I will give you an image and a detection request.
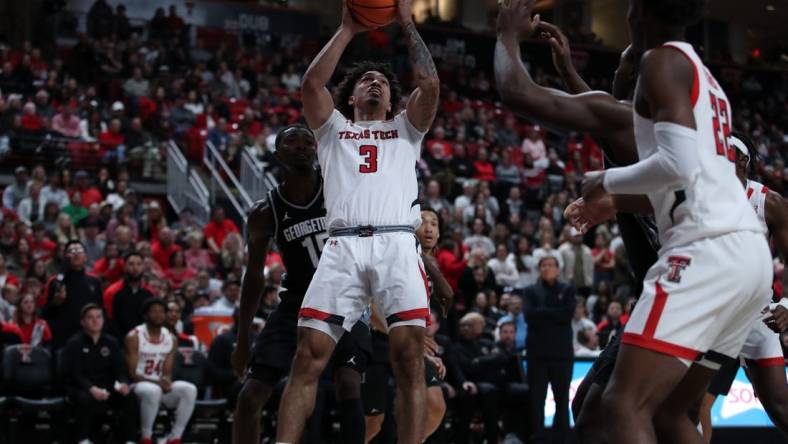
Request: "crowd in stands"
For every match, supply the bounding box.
[0,0,786,442]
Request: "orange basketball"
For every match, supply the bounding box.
[347,0,398,29]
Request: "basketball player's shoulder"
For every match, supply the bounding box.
[248,195,276,234]
[315,109,351,137]
[390,109,427,144]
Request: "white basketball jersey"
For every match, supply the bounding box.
[745,179,769,234]
[633,42,762,253]
[315,110,425,230]
[133,324,174,381]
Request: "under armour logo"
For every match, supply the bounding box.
[347,355,357,365]
[666,256,692,283]
[283,212,291,221]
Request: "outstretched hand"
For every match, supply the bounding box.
[497,0,541,42]
[342,1,374,34]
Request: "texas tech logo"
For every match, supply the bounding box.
[666,256,692,283]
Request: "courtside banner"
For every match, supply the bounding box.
[530,360,782,427]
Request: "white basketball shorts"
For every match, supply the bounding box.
[622,230,772,364]
[740,313,785,367]
[298,232,430,342]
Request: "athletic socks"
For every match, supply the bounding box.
[338,398,366,444]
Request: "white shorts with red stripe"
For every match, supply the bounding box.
[298,232,429,342]
[740,315,785,367]
[622,230,772,365]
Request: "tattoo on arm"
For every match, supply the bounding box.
[403,21,437,81]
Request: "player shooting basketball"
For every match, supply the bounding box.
[274,1,439,443]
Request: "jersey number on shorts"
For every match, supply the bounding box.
[709,92,733,162]
[143,359,162,376]
[359,145,378,173]
[302,232,330,268]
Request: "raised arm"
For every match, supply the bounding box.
[301,4,369,128]
[494,0,631,135]
[398,0,440,132]
[537,21,591,94]
[231,201,274,377]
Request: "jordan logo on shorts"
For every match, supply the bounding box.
[666,256,692,283]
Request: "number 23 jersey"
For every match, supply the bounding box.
[314,110,426,230]
[633,42,762,253]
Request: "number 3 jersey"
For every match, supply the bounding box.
[314,110,426,230]
[268,182,327,298]
[633,42,762,253]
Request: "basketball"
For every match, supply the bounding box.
[347,0,398,29]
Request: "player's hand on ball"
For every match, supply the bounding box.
[497,0,540,41]
[581,170,607,203]
[231,341,250,378]
[342,1,374,34]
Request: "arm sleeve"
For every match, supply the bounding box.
[314,109,345,145]
[603,122,700,194]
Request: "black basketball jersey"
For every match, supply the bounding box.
[268,181,327,297]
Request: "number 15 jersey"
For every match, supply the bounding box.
[633,42,762,253]
[314,110,426,230]
[268,182,327,296]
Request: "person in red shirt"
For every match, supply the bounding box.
[473,147,496,182]
[98,118,126,163]
[0,252,20,288]
[436,233,469,291]
[425,126,453,160]
[591,232,615,287]
[151,227,181,271]
[30,223,56,261]
[203,207,239,255]
[91,242,125,285]
[20,102,43,131]
[12,292,52,346]
[71,171,103,207]
[164,250,196,291]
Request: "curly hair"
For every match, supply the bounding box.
[642,0,706,26]
[336,61,401,121]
